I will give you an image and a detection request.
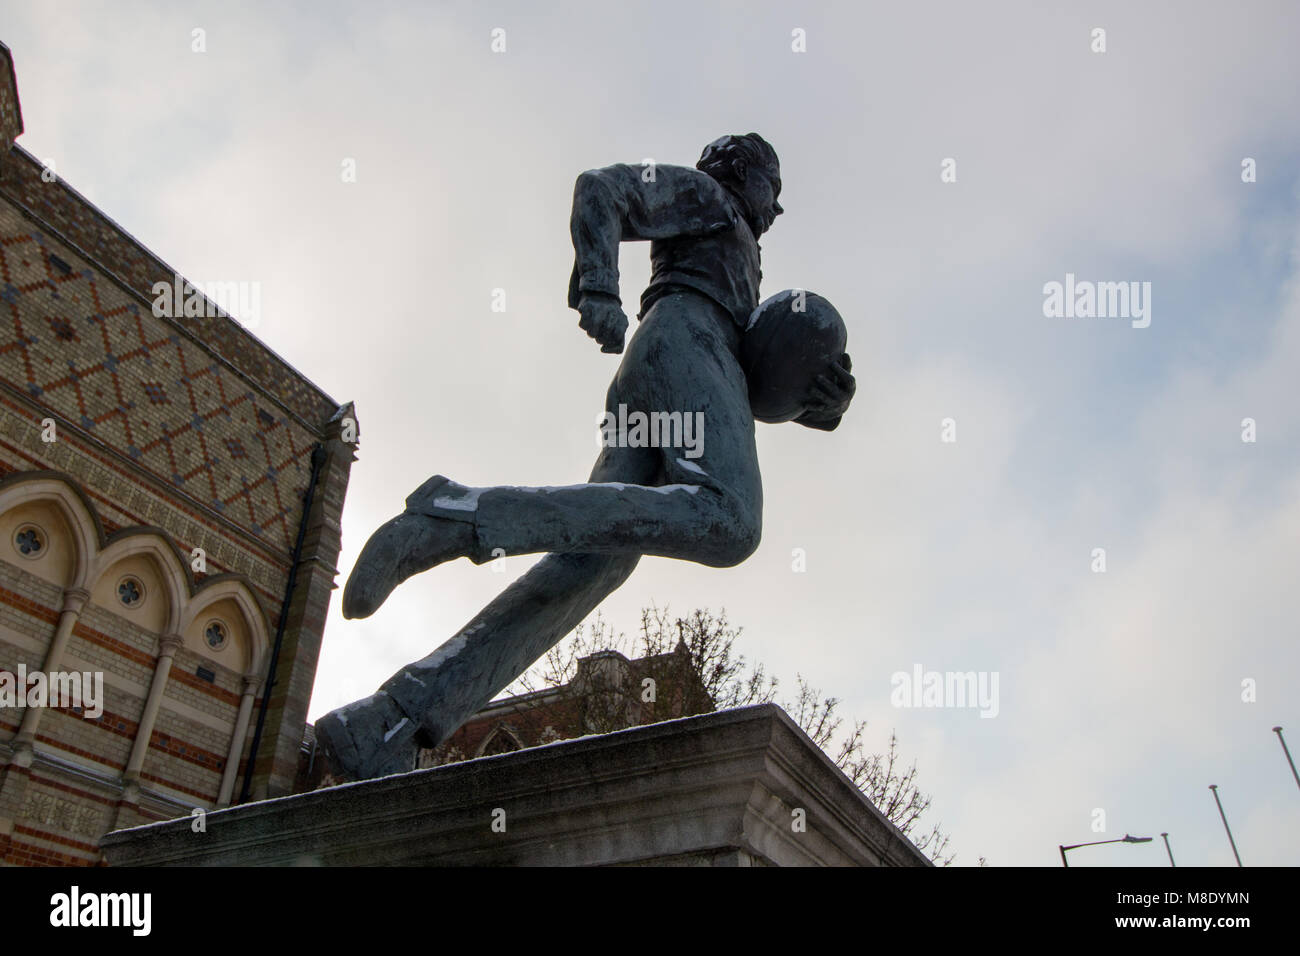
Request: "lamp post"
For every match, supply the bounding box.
[1058,834,1153,867]
[1273,727,1299,792]
[1208,785,1243,867]
[1160,832,1175,867]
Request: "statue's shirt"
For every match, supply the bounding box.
[568,163,761,328]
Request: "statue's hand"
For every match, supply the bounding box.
[796,353,855,431]
[577,292,629,354]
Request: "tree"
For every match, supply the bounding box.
[510,604,776,707]
[509,604,963,865]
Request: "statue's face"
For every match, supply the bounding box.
[732,160,783,236]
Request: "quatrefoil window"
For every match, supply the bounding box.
[116,576,144,608]
[204,620,228,651]
[13,524,46,559]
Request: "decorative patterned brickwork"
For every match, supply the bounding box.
[0,144,335,427]
[0,212,318,553]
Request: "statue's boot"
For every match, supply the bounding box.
[313,690,424,781]
[342,475,478,620]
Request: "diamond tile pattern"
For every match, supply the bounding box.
[0,211,312,551]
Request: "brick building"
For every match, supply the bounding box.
[0,41,356,865]
[298,643,713,789]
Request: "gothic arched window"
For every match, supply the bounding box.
[480,726,523,757]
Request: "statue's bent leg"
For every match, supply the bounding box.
[401,291,759,570]
[343,291,760,620]
[460,291,761,567]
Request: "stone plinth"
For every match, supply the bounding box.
[100,705,931,867]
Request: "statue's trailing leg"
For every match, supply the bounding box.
[316,550,639,780]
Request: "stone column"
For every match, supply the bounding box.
[216,674,260,806]
[11,586,90,766]
[120,634,183,799]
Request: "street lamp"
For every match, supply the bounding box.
[1058,834,1153,867]
[1208,785,1243,867]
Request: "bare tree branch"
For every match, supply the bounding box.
[507,604,963,864]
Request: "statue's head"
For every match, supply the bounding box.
[697,133,783,237]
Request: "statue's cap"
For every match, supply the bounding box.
[697,133,779,174]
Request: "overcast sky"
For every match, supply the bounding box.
[7,1,1298,866]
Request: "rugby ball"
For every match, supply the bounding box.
[740,289,848,423]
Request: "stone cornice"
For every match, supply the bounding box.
[100,705,932,867]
